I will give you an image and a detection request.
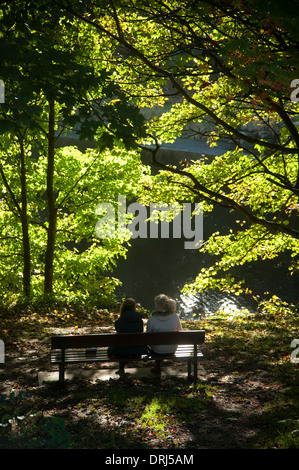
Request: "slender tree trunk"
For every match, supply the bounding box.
[44,99,57,294]
[19,136,31,297]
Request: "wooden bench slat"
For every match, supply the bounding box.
[51,345,203,364]
[51,330,205,349]
[51,350,148,363]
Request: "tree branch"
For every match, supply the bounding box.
[142,142,299,241]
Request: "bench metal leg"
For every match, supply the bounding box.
[59,363,65,383]
[187,359,192,380]
[59,349,65,383]
[193,345,198,383]
[193,359,198,383]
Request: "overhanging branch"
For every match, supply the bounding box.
[142,142,299,241]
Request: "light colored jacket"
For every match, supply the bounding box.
[146,312,182,354]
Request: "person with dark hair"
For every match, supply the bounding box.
[146,294,182,374]
[108,298,147,372]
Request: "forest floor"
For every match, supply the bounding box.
[0,301,298,451]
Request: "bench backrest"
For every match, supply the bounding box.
[51,330,205,349]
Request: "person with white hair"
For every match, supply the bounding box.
[146,294,182,374]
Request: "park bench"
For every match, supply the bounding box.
[51,330,205,383]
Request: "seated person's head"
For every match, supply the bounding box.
[154,295,177,314]
[120,297,136,314]
[154,293,169,311]
[166,298,176,313]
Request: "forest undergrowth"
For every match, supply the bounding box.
[0,295,298,449]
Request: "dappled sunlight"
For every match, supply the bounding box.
[0,300,298,448]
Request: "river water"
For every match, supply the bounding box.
[111,166,299,318]
[112,238,299,319]
[111,203,299,318]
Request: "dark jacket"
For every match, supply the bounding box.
[108,309,148,357]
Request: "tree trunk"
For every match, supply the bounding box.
[44,99,57,294]
[19,137,31,297]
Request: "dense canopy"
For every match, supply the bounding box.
[0,0,298,303]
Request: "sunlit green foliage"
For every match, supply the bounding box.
[0,141,148,302]
[1,0,299,303]
[0,1,148,301]
[72,0,299,297]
